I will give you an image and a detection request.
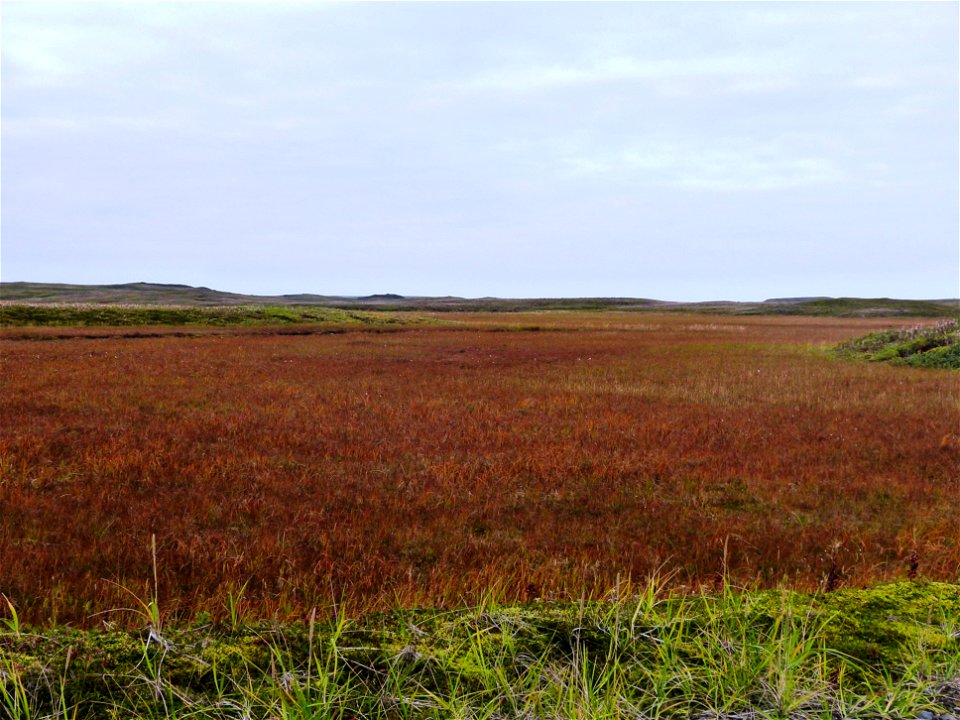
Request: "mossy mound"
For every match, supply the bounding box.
[835,319,960,368]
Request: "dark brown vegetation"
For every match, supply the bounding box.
[1,313,958,625]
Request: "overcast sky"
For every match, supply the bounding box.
[2,2,957,300]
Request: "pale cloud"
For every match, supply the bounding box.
[1,3,332,90]
[2,10,169,87]
[561,138,846,192]
[850,73,905,90]
[674,153,843,192]
[885,93,940,118]
[3,114,187,138]
[446,53,798,97]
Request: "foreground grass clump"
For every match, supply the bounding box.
[3,581,959,719]
[835,319,960,368]
[0,303,406,328]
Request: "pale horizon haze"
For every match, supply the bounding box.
[2,1,958,301]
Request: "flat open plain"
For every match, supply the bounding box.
[1,312,958,625]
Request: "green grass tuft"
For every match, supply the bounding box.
[3,581,958,719]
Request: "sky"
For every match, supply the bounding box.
[2,2,957,301]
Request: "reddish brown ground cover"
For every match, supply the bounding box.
[1,313,958,625]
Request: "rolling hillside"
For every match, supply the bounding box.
[2,281,957,317]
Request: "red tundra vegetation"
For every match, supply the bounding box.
[1,313,958,625]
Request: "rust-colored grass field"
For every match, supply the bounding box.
[1,312,958,625]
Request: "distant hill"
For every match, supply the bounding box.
[1,281,957,317]
[0,281,336,306]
